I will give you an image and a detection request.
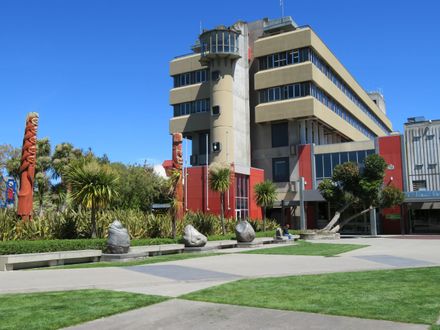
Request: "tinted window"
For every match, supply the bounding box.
[316,154,323,178]
[323,154,332,178]
[273,157,289,182]
[271,122,288,147]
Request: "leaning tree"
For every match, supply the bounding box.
[318,154,404,233]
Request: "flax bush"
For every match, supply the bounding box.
[0,209,277,241]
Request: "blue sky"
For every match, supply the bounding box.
[1,0,439,165]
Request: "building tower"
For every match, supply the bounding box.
[199,26,241,166]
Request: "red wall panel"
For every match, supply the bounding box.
[378,135,405,234]
[298,144,313,190]
[249,167,265,220]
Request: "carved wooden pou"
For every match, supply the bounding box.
[172,133,184,220]
[17,112,39,220]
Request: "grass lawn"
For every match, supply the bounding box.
[0,289,168,330]
[243,240,368,257]
[182,267,440,326]
[55,252,222,269]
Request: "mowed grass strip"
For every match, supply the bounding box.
[182,267,440,325]
[243,240,368,257]
[56,252,222,269]
[0,289,168,330]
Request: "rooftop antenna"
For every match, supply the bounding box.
[280,0,285,17]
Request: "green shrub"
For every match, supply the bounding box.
[184,212,221,236]
[0,238,179,255]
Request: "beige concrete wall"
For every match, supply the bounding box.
[311,67,386,137]
[169,83,210,105]
[210,58,235,165]
[169,54,207,76]
[253,27,392,131]
[169,112,210,134]
[314,140,375,154]
[309,30,392,130]
[254,62,313,90]
[255,97,368,141]
[254,28,312,57]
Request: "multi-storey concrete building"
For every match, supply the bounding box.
[168,17,395,224]
[404,117,440,233]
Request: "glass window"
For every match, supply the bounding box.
[259,90,267,103]
[199,133,209,155]
[259,57,267,70]
[412,180,427,191]
[357,150,366,165]
[271,122,288,147]
[348,151,357,163]
[316,154,323,178]
[331,153,340,170]
[340,152,348,164]
[323,154,332,178]
[272,157,289,182]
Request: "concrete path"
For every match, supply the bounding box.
[0,237,439,296]
[1,237,439,329]
[65,299,429,330]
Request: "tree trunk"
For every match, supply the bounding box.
[322,202,352,232]
[220,193,225,235]
[91,199,97,238]
[330,206,373,233]
[263,206,266,232]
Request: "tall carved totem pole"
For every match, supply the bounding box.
[17,112,39,220]
[172,133,184,220]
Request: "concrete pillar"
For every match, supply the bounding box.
[299,177,306,230]
[370,208,377,236]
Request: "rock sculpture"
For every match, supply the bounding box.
[106,220,130,254]
[183,225,207,247]
[235,220,256,243]
[17,112,39,220]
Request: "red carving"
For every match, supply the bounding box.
[172,133,184,220]
[17,113,39,220]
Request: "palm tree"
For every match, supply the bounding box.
[209,166,231,235]
[65,160,119,238]
[254,180,277,231]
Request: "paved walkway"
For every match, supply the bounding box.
[1,237,439,329]
[66,299,429,330]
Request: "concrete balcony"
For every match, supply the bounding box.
[169,112,210,134]
[169,83,210,105]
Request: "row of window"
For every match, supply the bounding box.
[173,99,210,117]
[310,84,376,139]
[315,150,375,179]
[259,48,310,70]
[201,31,239,56]
[309,49,390,135]
[259,82,311,103]
[258,81,376,139]
[257,47,390,135]
[173,69,208,88]
[413,134,436,142]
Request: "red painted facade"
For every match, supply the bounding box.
[249,167,265,219]
[298,145,313,190]
[378,135,406,234]
[184,165,264,220]
[297,136,406,234]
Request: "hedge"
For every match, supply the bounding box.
[0,238,178,255]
